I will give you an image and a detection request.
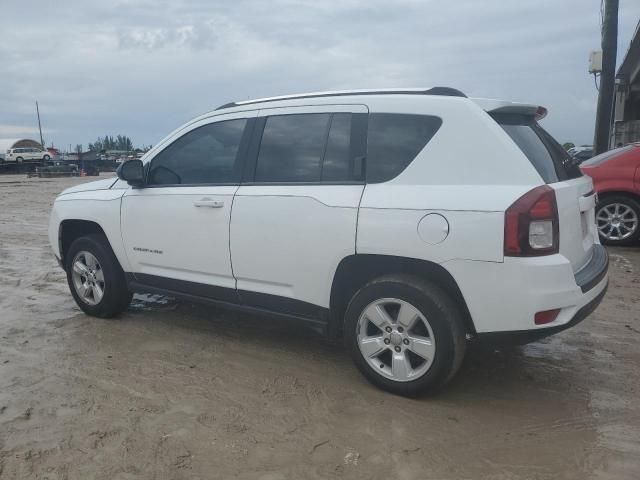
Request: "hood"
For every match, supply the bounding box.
[59,177,119,196]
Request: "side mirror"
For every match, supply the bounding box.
[117,159,144,187]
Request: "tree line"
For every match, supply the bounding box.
[87,135,134,152]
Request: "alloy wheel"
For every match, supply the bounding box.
[596,203,638,241]
[356,298,436,382]
[71,251,105,306]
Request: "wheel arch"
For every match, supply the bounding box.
[59,219,108,265]
[329,254,476,338]
[596,189,640,203]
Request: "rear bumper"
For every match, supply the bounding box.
[574,244,608,293]
[474,245,609,345]
[443,244,609,340]
[476,280,608,346]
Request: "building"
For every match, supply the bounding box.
[612,22,640,146]
[0,138,44,160]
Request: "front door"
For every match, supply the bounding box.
[121,111,256,301]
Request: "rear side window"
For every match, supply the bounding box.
[254,113,357,183]
[148,118,247,185]
[366,113,442,183]
[256,114,329,182]
[493,114,582,183]
[322,113,352,181]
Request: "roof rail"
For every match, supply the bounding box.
[215,86,466,110]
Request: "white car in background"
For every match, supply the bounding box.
[4,147,51,163]
[48,87,609,395]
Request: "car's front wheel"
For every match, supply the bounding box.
[344,274,466,396]
[596,195,640,246]
[65,234,132,317]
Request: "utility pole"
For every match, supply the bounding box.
[593,0,619,155]
[35,101,45,148]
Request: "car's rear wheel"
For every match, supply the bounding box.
[66,234,132,317]
[596,195,640,246]
[344,274,466,396]
[43,155,50,162]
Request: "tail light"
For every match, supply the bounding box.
[504,185,559,256]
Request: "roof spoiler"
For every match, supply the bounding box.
[486,104,548,120]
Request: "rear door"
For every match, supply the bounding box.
[494,114,596,272]
[230,104,367,314]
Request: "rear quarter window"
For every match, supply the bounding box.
[366,113,442,183]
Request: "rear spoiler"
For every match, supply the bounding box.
[471,98,548,120]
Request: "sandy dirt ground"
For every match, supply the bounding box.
[0,173,639,480]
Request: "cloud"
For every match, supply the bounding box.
[117,23,218,50]
[0,0,639,149]
[0,124,54,138]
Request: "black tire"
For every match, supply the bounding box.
[43,155,50,163]
[65,234,132,318]
[344,274,466,396]
[596,195,640,246]
[16,157,23,164]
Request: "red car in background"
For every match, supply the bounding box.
[581,144,640,246]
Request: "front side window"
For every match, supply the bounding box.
[148,119,247,185]
[366,113,442,183]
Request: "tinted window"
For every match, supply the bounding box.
[148,119,247,185]
[255,114,330,182]
[366,113,442,183]
[494,114,581,183]
[322,113,352,181]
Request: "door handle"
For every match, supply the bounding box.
[193,198,224,208]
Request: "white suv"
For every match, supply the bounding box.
[48,88,609,395]
[5,147,51,163]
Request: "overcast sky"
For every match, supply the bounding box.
[1,0,639,151]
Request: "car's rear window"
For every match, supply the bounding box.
[581,145,634,167]
[492,113,582,183]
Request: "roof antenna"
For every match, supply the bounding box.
[36,100,45,148]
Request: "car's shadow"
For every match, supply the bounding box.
[124,293,587,400]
